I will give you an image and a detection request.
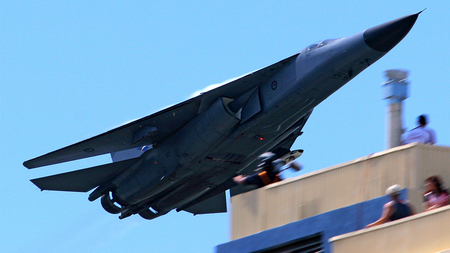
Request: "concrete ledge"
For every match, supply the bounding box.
[217,192,405,253]
[330,205,450,253]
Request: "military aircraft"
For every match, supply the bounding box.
[24,12,420,220]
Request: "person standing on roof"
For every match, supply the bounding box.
[402,114,437,145]
[365,184,415,228]
[233,152,301,188]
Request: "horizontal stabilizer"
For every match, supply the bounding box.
[31,157,140,192]
[180,178,237,214]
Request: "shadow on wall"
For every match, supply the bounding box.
[216,189,408,253]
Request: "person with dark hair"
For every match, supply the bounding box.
[233,152,301,188]
[402,114,437,145]
[423,176,450,211]
[366,184,415,228]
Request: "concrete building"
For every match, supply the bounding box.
[216,143,450,253]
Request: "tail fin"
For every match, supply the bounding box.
[31,157,140,192]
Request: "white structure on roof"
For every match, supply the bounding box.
[382,69,409,149]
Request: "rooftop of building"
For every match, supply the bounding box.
[217,143,450,253]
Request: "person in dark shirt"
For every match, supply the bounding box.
[366,184,415,228]
[233,152,301,188]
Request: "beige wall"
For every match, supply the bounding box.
[231,144,450,240]
[330,205,450,253]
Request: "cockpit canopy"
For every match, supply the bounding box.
[304,38,341,52]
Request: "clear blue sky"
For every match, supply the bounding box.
[1,1,449,253]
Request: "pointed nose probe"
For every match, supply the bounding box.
[364,12,420,52]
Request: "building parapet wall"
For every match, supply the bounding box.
[218,192,402,253]
[330,205,450,253]
[231,144,450,240]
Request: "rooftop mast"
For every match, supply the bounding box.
[382,69,409,149]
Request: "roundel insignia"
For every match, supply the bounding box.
[271,81,278,90]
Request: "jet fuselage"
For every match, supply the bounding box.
[26,13,420,220]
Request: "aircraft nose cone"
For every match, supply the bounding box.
[364,12,420,52]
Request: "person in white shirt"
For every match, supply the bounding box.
[403,115,437,145]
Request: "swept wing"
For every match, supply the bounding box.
[24,53,299,169]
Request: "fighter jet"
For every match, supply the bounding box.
[24,12,420,219]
